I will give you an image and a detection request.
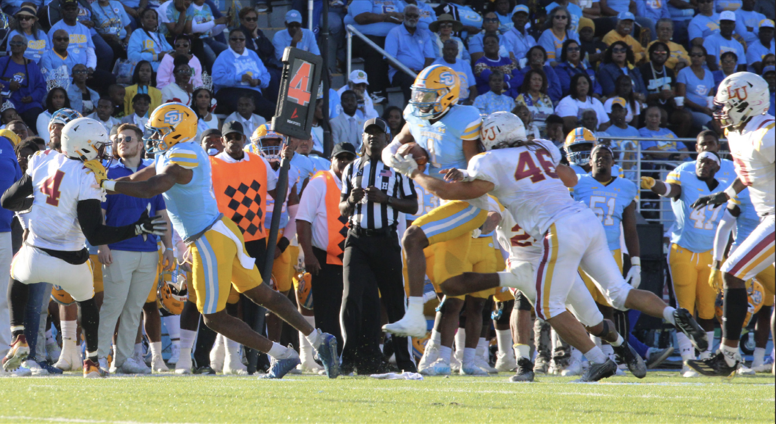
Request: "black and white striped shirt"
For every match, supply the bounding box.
[341,157,417,230]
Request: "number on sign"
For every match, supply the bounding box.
[41,170,65,206]
[514,150,558,183]
[288,61,312,106]
[510,223,535,247]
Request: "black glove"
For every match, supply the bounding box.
[690,192,729,210]
[134,204,167,241]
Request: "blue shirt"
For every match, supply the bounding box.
[49,20,94,55]
[734,9,765,45]
[103,161,166,251]
[212,48,270,95]
[555,61,602,98]
[472,56,520,97]
[345,0,404,37]
[688,13,720,41]
[67,84,100,115]
[605,124,641,140]
[546,2,583,33]
[496,11,513,33]
[127,29,173,71]
[405,0,437,30]
[272,28,321,61]
[639,127,680,151]
[606,0,631,13]
[571,175,638,251]
[537,29,579,63]
[730,188,759,249]
[703,33,746,67]
[384,25,435,80]
[745,39,775,71]
[0,57,46,114]
[6,29,48,63]
[468,32,511,58]
[715,0,741,12]
[431,57,475,99]
[502,28,536,62]
[187,2,217,38]
[473,91,515,115]
[0,136,21,232]
[668,0,695,20]
[40,50,85,80]
[92,1,131,39]
[677,67,716,108]
[637,0,671,24]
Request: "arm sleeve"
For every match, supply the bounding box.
[77,199,138,246]
[688,19,702,41]
[537,31,555,61]
[0,173,32,211]
[191,19,215,34]
[712,208,736,262]
[211,55,235,87]
[308,31,321,55]
[382,137,403,164]
[384,30,399,60]
[598,65,616,96]
[468,34,483,54]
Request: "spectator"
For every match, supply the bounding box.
[39,29,80,84]
[546,0,583,33]
[473,70,515,115]
[48,0,107,74]
[67,63,99,115]
[187,0,228,71]
[310,98,327,154]
[235,6,281,100]
[406,0,437,31]
[120,93,150,128]
[764,65,775,116]
[556,73,610,133]
[511,46,563,103]
[434,0,483,39]
[469,12,510,62]
[647,18,690,72]
[538,6,579,65]
[384,4,435,101]
[493,0,513,32]
[273,10,320,62]
[123,60,162,117]
[667,0,695,46]
[7,5,47,63]
[473,34,519,96]
[502,5,536,63]
[428,14,469,62]
[432,39,477,104]
[345,0,404,99]
[36,87,69,143]
[638,105,688,160]
[746,20,775,73]
[544,113,566,146]
[733,0,765,45]
[556,39,602,98]
[157,34,203,90]
[159,0,193,39]
[602,12,645,64]
[108,84,126,118]
[703,11,746,71]
[598,0,655,40]
[161,54,194,106]
[200,127,222,156]
[212,30,273,119]
[127,8,174,72]
[0,34,45,132]
[637,0,670,33]
[92,0,132,62]
[87,98,121,133]
[712,51,739,86]
[381,105,405,139]
[604,75,641,124]
[512,103,540,139]
[336,70,379,120]
[604,97,641,141]
[688,0,720,46]
[225,94,266,139]
[515,68,554,133]
[598,41,648,97]
[641,41,693,137]
[192,87,219,133]
[0,102,20,128]
[5,120,27,140]
[677,45,718,132]
[330,90,366,150]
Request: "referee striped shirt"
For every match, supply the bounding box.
[341,157,417,230]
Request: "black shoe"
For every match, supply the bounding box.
[193,365,216,375]
[572,359,617,383]
[686,351,738,377]
[613,342,647,378]
[509,358,535,382]
[673,308,708,352]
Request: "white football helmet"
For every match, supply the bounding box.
[61,117,110,161]
[480,112,526,150]
[713,72,770,128]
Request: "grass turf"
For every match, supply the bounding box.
[0,372,772,423]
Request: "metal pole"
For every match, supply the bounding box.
[308,0,314,31]
[636,143,641,214]
[346,25,417,79]
[346,29,352,81]
[321,0,333,157]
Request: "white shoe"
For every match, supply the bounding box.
[119,357,151,374]
[151,355,169,373]
[224,353,249,375]
[495,351,516,372]
[417,343,440,374]
[736,364,755,375]
[561,359,583,376]
[382,313,427,338]
[175,349,192,375]
[54,341,82,371]
[22,360,47,376]
[11,366,32,377]
[450,351,462,372]
[46,341,61,363]
[460,362,488,376]
[210,336,226,373]
[751,358,774,373]
[297,354,323,373]
[167,344,180,365]
[681,364,699,378]
[475,355,498,374]
[420,358,451,376]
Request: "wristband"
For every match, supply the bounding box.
[723,185,737,201]
[656,181,672,197]
[630,257,640,266]
[277,237,290,253]
[103,180,116,191]
[166,248,173,252]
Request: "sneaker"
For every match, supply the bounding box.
[46,341,61,363]
[645,347,674,369]
[2,335,29,372]
[298,354,323,374]
[420,358,451,376]
[495,351,517,372]
[417,342,440,374]
[175,349,192,375]
[382,313,427,338]
[613,342,647,378]
[38,360,63,375]
[687,351,738,377]
[193,366,216,375]
[264,349,301,379]
[509,358,535,382]
[151,355,169,373]
[22,359,47,376]
[315,332,340,379]
[561,358,583,376]
[119,356,151,374]
[11,366,32,377]
[210,337,225,373]
[83,359,107,378]
[572,359,617,383]
[752,357,774,373]
[736,364,755,375]
[534,356,550,374]
[475,355,498,374]
[224,353,249,375]
[672,308,709,352]
[681,363,700,378]
[460,362,488,376]
[167,344,180,365]
[449,353,462,373]
[54,340,82,371]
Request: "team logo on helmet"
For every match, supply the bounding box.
[163,110,183,126]
[439,71,455,86]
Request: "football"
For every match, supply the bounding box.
[397,142,429,171]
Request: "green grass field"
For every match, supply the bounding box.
[0,372,773,423]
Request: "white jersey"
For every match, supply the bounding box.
[469,138,584,240]
[727,114,775,216]
[25,150,103,251]
[495,208,543,264]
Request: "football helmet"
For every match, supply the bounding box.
[49,108,82,127]
[412,334,431,363]
[714,278,765,328]
[480,112,527,150]
[145,102,197,154]
[157,269,187,315]
[713,72,770,128]
[564,127,597,166]
[0,129,20,146]
[51,285,75,306]
[293,272,313,310]
[61,117,110,162]
[250,123,285,162]
[410,65,460,120]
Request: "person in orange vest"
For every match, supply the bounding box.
[297,143,357,361]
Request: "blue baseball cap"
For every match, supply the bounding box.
[617,11,635,21]
[285,10,302,24]
[512,5,529,14]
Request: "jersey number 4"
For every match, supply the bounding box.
[41,170,65,207]
[690,204,722,230]
[514,150,558,183]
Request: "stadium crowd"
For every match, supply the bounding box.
[0,0,773,380]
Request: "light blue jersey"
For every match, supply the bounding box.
[570,164,624,178]
[407,169,440,222]
[672,158,736,187]
[154,142,219,241]
[730,188,759,249]
[571,175,637,251]
[404,104,482,179]
[666,165,729,253]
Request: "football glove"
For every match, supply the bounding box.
[691,192,729,210]
[640,176,656,190]
[625,264,641,289]
[134,204,167,241]
[83,159,107,187]
[392,153,418,177]
[708,265,723,293]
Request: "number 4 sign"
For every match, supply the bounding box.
[272,47,323,140]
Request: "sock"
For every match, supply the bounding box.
[601,344,615,362]
[676,332,694,360]
[721,344,740,367]
[439,345,452,362]
[496,329,513,356]
[134,343,144,357]
[570,347,583,362]
[267,342,293,359]
[61,320,77,342]
[704,331,715,356]
[583,346,607,364]
[305,328,323,348]
[722,288,748,341]
[753,347,766,367]
[407,296,424,317]
[591,335,602,347]
[514,343,530,360]
[610,334,624,347]
[454,329,466,355]
[162,316,181,342]
[662,307,676,326]
[10,325,24,337]
[179,329,196,350]
[477,337,488,352]
[150,341,162,358]
[463,347,476,365]
[299,316,315,359]
[86,350,98,362]
[179,348,192,366]
[225,338,240,356]
[430,329,441,346]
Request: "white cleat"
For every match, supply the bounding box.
[11,366,32,377]
[736,364,755,375]
[223,353,249,375]
[167,344,180,366]
[54,340,82,371]
[22,360,48,376]
[210,336,225,373]
[297,354,323,374]
[495,352,517,372]
[117,357,151,374]
[450,352,462,373]
[475,356,498,374]
[420,358,451,376]
[417,342,440,374]
[151,355,169,373]
[46,341,61,363]
[751,359,774,373]
[382,313,427,338]
[175,349,193,375]
[561,359,583,376]
[681,364,699,378]
[460,363,488,376]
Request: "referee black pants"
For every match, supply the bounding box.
[311,247,345,354]
[340,230,415,373]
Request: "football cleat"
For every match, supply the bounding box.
[645,347,674,369]
[460,362,488,376]
[22,360,47,376]
[298,353,323,374]
[417,342,440,374]
[54,340,82,371]
[37,360,63,375]
[151,355,169,373]
[572,359,617,383]
[495,351,517,372]
[737,364,755,375]
[509,358,535,382]
[2,335,29,372]
[680,363,700,378]
[175,349,192,374]
[315,332,340,379]
[193,365,216,375]
[167,344,180,365]
[46,340,61,363]
[224,352,249,375]
[561,358,583,376]
[382,313,427,339]
[686,351,739,377]
[118,357,151,374]
[613,342,647,378]
[11,365,32,377]
[264,349,301,379]
[83,359,107,378]
[672,308,709,352]
[475,355,498,374]
[420,358,451,376]
[533,356,550,374]
[751,357,774,373]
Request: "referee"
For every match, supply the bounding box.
[339,118,418,374]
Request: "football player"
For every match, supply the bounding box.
[381,64,489,338]
[99,103,340,379]
[1,118,166,377]
[563,128,624,177]
[688,72,774,376]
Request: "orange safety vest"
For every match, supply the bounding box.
[210,152,268,242]
[313,170,348,265]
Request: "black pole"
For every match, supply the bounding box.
[320,0,332,157]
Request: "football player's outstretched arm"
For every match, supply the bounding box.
[382,122,415,166]
[690,177,746,210]
[557,164,578,188]
[641,176,681,199]
[0,173,32,211]
[411,169,494,201]
[116,164,158,182]
[78,200,167,246]
[110,164,193,198]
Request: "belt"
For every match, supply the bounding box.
[349,226,397,237]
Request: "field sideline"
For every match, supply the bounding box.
[0,372,772,423]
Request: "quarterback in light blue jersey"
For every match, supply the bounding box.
[100,103,340,379]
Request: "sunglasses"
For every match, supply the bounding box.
[118,136,135,144]
[612,47,627,53]
[9,42,25,47]
[405,13,419,18]
[73,69,88,74]
[440,23,453,27]
[17,15,34,21]
[554,15,568,20]
[175,43,190,48]
[54,37,69,41]
[230,37,246,42]
[243,16,258,21]
[175,68,192,74]
[567,47,580,52]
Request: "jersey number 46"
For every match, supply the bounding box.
[514,150,557,183]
